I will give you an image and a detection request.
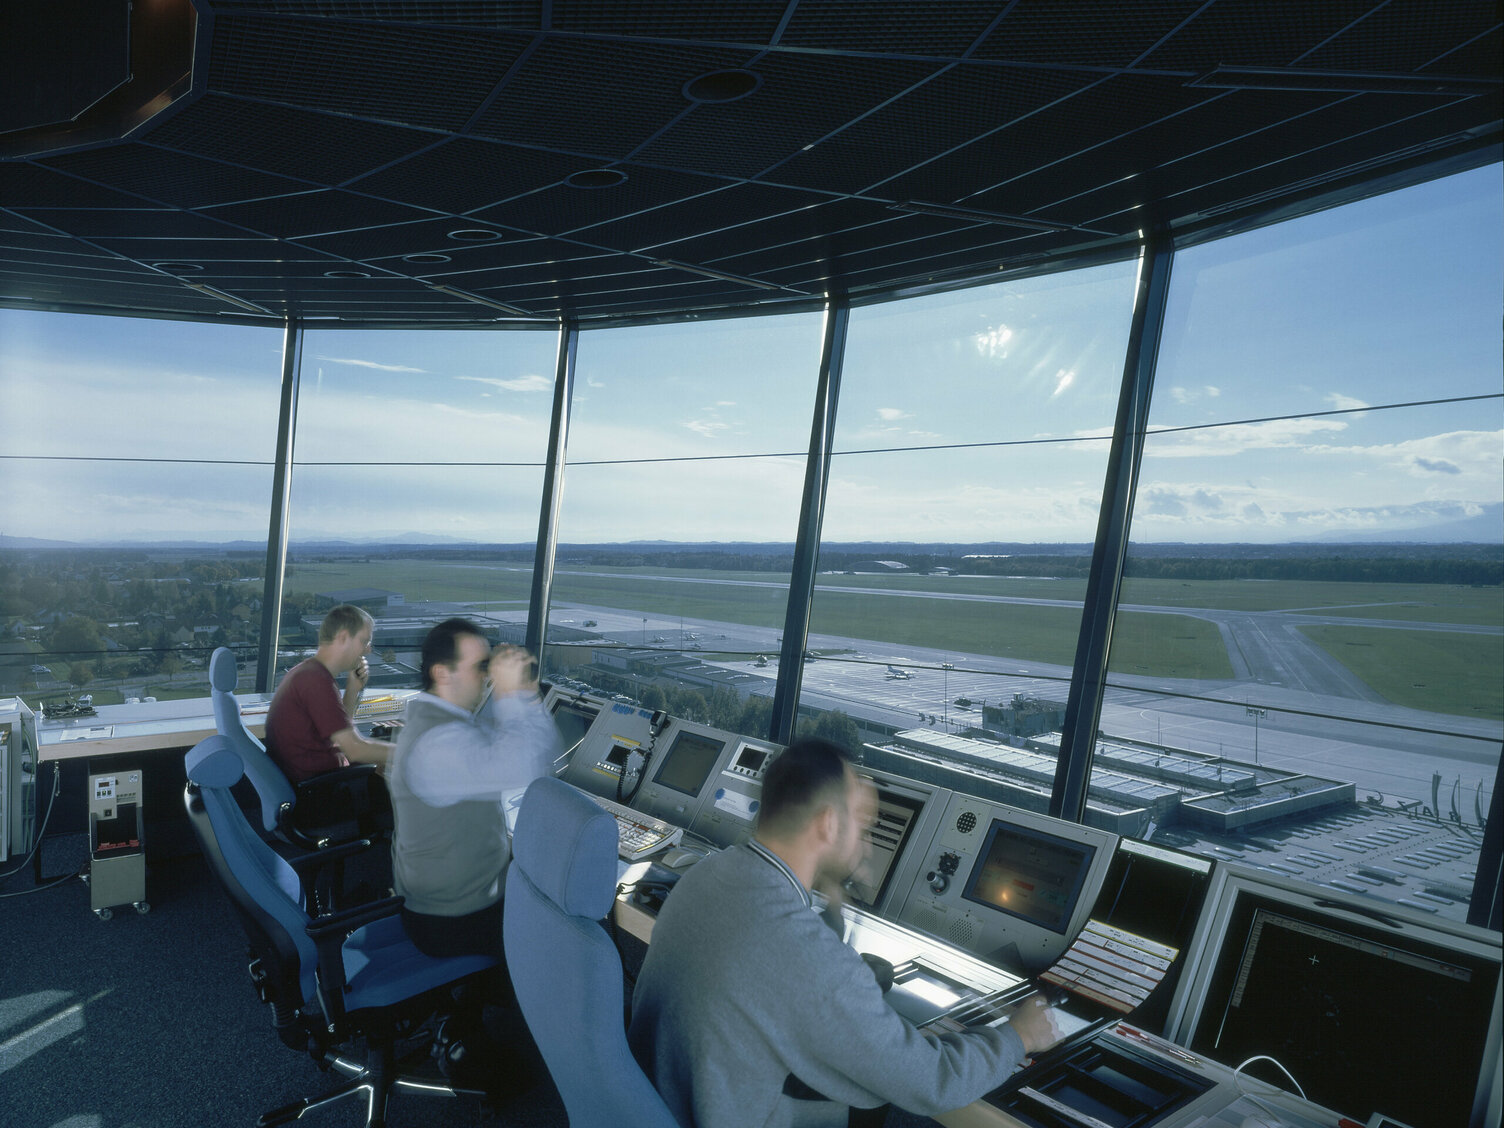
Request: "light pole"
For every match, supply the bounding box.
[1245,705,1266,765]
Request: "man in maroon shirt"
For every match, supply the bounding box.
[266,604,394,783]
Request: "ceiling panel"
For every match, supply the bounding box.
[0,2,1494,324]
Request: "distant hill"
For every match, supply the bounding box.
[1316,502,1503,545]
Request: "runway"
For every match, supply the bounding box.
[551,581,1499,812]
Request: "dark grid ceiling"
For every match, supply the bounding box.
[0,0,1499,326]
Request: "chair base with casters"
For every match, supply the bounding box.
[184,734,498,1128]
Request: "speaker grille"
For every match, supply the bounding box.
[956,811,977,834]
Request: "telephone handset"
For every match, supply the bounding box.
[617,709,669,804]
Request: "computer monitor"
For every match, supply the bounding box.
[846,770,949,914]
[628,717,736,826]
[853,770,953,917]
[961,817,1098,935]
[848,787,924,910]
[1167,865,1502,1128]
[653,728,725,796]
[893,794,1117,973]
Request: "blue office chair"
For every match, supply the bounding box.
[184,734,496,1128]
[504,776,680,1128]
[209,646,389,851]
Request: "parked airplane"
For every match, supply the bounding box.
[886,665,914,679]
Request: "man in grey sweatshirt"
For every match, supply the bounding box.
[629,737,1061,1128]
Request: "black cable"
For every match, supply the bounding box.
[0,761,80,894]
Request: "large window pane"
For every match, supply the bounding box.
[1100,166,1503,922]
[281,327,557,683]
[0,309,284,704]
[803,265,1138,751]
[546,314,823,736]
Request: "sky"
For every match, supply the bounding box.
[1,164,1500,547]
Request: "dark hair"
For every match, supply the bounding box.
[420,617,485,691]
[319,603,373,644]
[757,736,855,838]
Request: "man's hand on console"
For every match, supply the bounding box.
[1008,994,1066,1056]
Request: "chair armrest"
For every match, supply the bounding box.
[297,762,379,790]
[305,894,405,1025]
[284,837,375,877]
[305,894,404,940]
[280,766,386,848]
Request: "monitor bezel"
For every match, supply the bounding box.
[1163,862,1502,1127]
[650,723,731,797]
[959,814,1101,935]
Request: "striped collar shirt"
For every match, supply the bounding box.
[746,839,812,909]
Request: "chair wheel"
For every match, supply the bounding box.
[95,907,113,920]
[135,901,151,915]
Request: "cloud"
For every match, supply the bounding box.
[1412,456,1461,475]
[1051,369,1075,397]
[314,355,426,373]
[455,373,553,393]
[1169,384,1222,405]
[1147,415,1349,457]
[1139,485,1225,517]
[877,407,911,422]
[1325,392,1369,414]
[685,418,730,438]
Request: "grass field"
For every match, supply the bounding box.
[1299,624,1504,720]
[279,559,1500,716]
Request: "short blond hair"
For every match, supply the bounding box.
[319,604,373,644]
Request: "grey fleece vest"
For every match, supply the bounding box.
[388,696,509,917]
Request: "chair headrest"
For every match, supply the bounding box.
[185,735,247,789]
[512,777,618,920]
[210,647,239,694]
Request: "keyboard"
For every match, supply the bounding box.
[588,793,683,862]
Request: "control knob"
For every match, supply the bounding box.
[925,851,961,893]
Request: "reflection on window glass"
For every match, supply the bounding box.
[0,309,283,705]
[545,315,823,740]
[282,328,557,684]
[1100,167,1503,922]
[804,264,1137,752]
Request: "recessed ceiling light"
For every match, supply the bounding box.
[565,168,628,189]
[403,252,451,264]
[447,228,502,242]
[323,270,370,279]
[152,261,202,272]
[683,69,761,104]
